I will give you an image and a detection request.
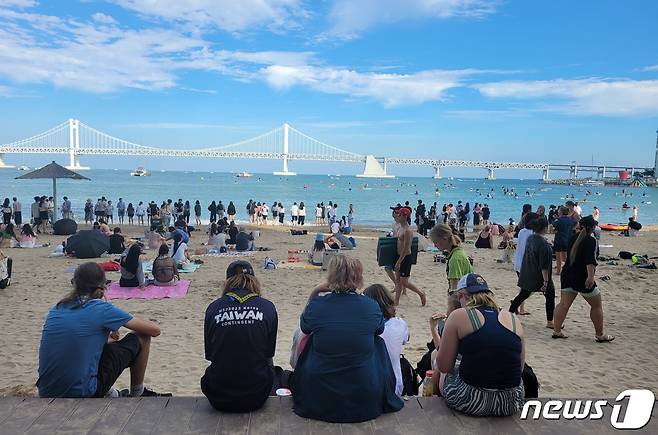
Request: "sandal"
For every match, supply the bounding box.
[600,276,611,281]
[552,332,568,339]
[595,334,615,343]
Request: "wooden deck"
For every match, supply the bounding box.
[0,396,654,434]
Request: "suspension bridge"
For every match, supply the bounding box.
[0,119,652,180]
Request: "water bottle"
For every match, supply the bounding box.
[422,370,434,397]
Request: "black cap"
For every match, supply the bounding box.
[580,215,598,228]
[226,260,255,279]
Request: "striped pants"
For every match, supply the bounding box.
[442,372,524,417]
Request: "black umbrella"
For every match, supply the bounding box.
[15,161,90,215]
[65,230,110,258]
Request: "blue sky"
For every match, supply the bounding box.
[0,0,657,177]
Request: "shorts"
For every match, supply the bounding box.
[561,286,600,299]
[398,256,413,278]
[94,333,141,397]
[442,371,524,417]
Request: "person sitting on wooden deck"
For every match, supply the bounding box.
[435,273,525,417]
[37,262,169,398]
[290,254,403,423]
[201,261,278,413]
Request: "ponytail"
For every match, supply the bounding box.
[430,223,461,247]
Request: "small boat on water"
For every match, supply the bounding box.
[17,165,30,171]
[236,171,253,178]
[130,167,151,176]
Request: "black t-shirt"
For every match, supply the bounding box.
[201,289,277,409]
[236,232,254,251]
[560,234,598,292]
[108,234,125,254]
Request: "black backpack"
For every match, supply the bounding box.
[400,355,418,396]
[522,363,540,398]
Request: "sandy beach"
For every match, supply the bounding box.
[0,223,657,398]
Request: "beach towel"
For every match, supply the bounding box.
[105,280,190,300]
[200,251,255,258]
[143,260,201,273]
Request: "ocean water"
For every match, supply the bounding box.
[1,169,656,226]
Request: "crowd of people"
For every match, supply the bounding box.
[20,188,621,422]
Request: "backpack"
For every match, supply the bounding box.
[522,363,540,398]
[400,354,418,396]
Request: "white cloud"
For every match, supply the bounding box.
[259,65,480,106]
[110,0,307,33]
[641,64,658,72]
[92,12,117,25]
[475,79,658,116]
[0,84,34,97]
[0,0,37,7]
[322,0,498,40]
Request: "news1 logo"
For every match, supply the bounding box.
[521,389,655,430]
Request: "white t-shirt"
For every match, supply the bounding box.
[208,233,227,248]
[331,222,340,234]
[170,242,188,264]
[381,317,409,397]
[514,228,533,273]
[291,205,299,216]
[298,207,306,217]
[316,207,322,218]
[279,206,285,214]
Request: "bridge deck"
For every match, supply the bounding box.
[0,396,648,434]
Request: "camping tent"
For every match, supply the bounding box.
[65,230,109,258]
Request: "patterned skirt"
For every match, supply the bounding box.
[442,372,525,417]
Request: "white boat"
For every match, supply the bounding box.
[17,165,30,171]
[130,167,151,176]
[236,171,253,178]
[584,179,604,186]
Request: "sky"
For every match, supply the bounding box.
[0,0,657,177]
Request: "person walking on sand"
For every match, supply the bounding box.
[392,207,426,306]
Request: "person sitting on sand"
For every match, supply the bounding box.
[435,273,525,417]
[291,254,403,422]
[236,228,255,252]
[151,244,179,286]
[227,221,238,245]
[552,216,614,343]
[147,225,165,250]
[166,225,189,244]
[19,223,41,248]
[207,222,227,250]
[120,244,145,288]
[309,234,326,266]
[109,227,126,255]
[98,219,112,237]
[363,284,409,397]
[474,225,493,249]
[0,223,19,248]
[201,261,278,412]
[0,249,12,288]
[169,233,191,266]
[37,262,169,398]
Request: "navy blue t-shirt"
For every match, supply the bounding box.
[201,289,277,410]
[38,299,132,398]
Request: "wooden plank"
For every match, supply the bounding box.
[1,398,51,434]
[0,397,25,424]
[186,397,222,435]
[338,420,373,435]
[150,397,197,435]
[24,398,79,434]
[218,411,251,435]
[119,397,168,435]
[278,397,309,435]
[370,409,401,435]
[57,398,112,434]
[88,398,141,435]
[248,397,280,435]
[394,398,433,435]
[416,397,463,433]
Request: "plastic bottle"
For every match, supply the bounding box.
[422,370,434,397]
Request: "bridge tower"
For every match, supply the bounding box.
[542,167,550,181]
[66,119,89,170]
[486,168,496,180]
[273,123,296,176]
[433,166,441,179]
[357,155,394,178]
[654,130,658,178]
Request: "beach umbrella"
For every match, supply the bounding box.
[65,230,109,258]
[15,161,90,215]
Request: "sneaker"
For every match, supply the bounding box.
[140,387,172,397]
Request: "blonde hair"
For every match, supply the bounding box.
[222,274,262,296]
[459,290,499,311]
[429,223,461,247]
[326,254,363,292]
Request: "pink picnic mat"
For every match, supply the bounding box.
[105,280,190,300]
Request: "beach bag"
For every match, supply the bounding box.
[522,363,540,398]
[400,355,418,396]
[98,261,120,272]
[619,251,634,260]
[264,257,276,270]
